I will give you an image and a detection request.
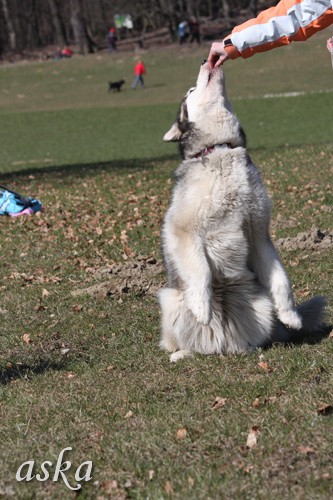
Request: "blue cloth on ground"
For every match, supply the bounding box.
[0,186,42,215]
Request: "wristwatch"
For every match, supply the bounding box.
[222,37,240,59]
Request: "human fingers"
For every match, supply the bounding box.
[208,49,219,69]
[213,53,230,67]
[208,42,225,68]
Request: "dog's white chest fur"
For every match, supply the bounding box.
[167,148,248,231]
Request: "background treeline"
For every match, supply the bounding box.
[0,0,275,56]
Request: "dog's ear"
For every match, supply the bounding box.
[163,123,182,142]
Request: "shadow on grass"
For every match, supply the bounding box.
[0,155,178,181]
[285,324,332,347]
[268,324,332,351]
[0,340,88,385]
[1,323,330,386]
[0,360,72,385]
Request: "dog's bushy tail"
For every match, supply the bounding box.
[272,296,326,344]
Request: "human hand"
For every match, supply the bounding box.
[208,42,230,68]
[327,37,333,53]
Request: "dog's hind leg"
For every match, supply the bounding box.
[158,288,198,361]
[250,236,302,330]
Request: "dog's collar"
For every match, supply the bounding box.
[192,143,232,159]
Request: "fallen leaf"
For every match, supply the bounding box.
[252,397,260,408]
[124,410,134,419]
[164,480,173,496]
[148,470,155,480]
[246,426,260,449]
[232,459,244,470]
[258,361,274,372]
[298,445,316,455]
[264,396,278,404]
[176,428,187,439]
[188,476,195,486]
[34,302,46,312]
[328,330,333,338]
[22,333,32,344]
[299,287,311,297]
[212,397,227,409]
[102,480,118,494]
[317,403,333,416]
[72,304,83,312]
[42,288,49,298]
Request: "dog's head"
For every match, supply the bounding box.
[163,61,245,159]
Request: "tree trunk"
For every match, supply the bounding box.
[69,0,89,54]
[249,0,258,17]
[186,0,194,17]
[221,0,230,20]
[1,0,17,51]
[98,0,108,27]
[48,0,66,46]
[207,0,213,18]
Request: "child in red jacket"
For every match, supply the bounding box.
[132,58,146,89]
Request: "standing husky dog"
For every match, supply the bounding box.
[159,60,325,362]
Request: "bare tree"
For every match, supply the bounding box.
[0,0,275,55]
[248,0,258,17]
[69,0,89,54]
[221,0,230,20]
[1,0,17,50]
[48,0,66,46]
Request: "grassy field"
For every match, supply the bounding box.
[0,28,332,499]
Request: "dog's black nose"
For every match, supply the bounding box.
[201,59,207,65]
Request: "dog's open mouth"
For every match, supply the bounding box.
[201,60,213,86]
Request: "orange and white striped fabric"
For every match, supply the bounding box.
[223,0,333,59]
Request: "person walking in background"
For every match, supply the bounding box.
[189,17,201,44]
[131,58,146,89]
[208,0,333,67]
[178,21,188,45]
[108,27,117,52]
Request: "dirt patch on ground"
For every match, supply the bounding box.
[276,227,333,251]
[71,228,332,300]
[71,256,165,299]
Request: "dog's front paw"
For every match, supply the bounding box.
[186,287,212,325]
[170,350,193,363]
[278,309,302,330]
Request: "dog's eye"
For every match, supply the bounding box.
[188,87,196,95]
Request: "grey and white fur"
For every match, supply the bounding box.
[159,61,325,362]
